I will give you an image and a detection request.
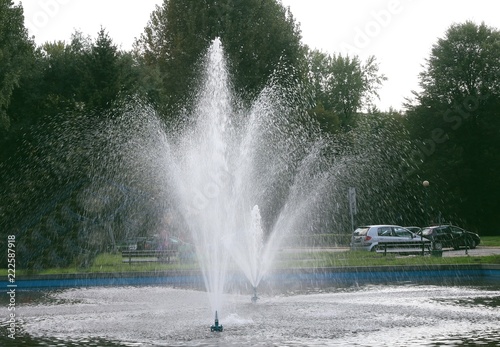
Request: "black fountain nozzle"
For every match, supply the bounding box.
[251,286,259,303]
[210,310,223,332]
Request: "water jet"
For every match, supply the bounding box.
[251,286,259,303]
[156,38,339,321]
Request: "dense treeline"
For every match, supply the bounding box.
[405,21,500,234]
[0,0,498,269]
[134,0,305,115]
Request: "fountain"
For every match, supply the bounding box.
[5,35,342,333]
[155,37,337,326]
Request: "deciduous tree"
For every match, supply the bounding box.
[406,21,500,233]
[135,0,304,117]
[0,0,35,131]
[306,49,386,131]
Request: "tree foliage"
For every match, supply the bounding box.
[1,26,144,270]
[0,0,35,131]
[406,21,500,232]
[37,29,138,113]
[134,0,304,116]
[306,49,386,131]
[419,21,500,103]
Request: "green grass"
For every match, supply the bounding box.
[480,236,500,247]
[275,250,500,268]
[7,252,499,277]
[35,253,200,275]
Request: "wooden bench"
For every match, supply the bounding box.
[121,250,177,264]
[376,241,433,256]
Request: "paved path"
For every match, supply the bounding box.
[441,246,500,257]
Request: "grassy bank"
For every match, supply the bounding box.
[4,237,499,276]
[4,250,499,278]
[479,236,500,247]
[278,250,500,268]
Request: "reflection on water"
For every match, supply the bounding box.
[1,281,499,346]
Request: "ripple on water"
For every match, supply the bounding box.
[2,283,498,346]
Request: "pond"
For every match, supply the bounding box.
[1,278,499,346]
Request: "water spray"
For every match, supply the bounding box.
[210,310,223,332]
[251,286,259,303]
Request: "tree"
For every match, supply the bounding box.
[305,50,340,133]
[0,0,35,131]
[0,1,37,232]
[406,21,500,233]
[81,28,121,110]
[0,25,146,270]
[419,21,500,103]
[134,0,304,116]
[306,49,386,131]
[31,29,139,115]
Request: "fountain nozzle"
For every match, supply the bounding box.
[210,310,223,332]
[251,286,259,303]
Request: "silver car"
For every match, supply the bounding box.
[350,225,430,252]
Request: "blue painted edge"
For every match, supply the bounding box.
[3,265,500,290]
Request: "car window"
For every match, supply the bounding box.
[450,226,463,234]
[394,227,412,237]
[436,227,448,235]
[377,227,393,236]
[421,228,433,236]
[353,227,369,236]
[448,227,456,234]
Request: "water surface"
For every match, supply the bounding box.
[2,282,499,346]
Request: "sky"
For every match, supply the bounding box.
[19,0,500,111]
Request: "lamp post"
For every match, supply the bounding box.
[422,180,429,225]
[421,180,430,256]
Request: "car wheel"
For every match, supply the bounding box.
[433,242,443,251]
[467,239,477,249]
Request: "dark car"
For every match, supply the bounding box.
[418,225,480,250]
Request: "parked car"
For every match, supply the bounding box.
[418,225,480,250]
[405,226,421,234]
[116,239,138,251]
[350,225,430,252]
